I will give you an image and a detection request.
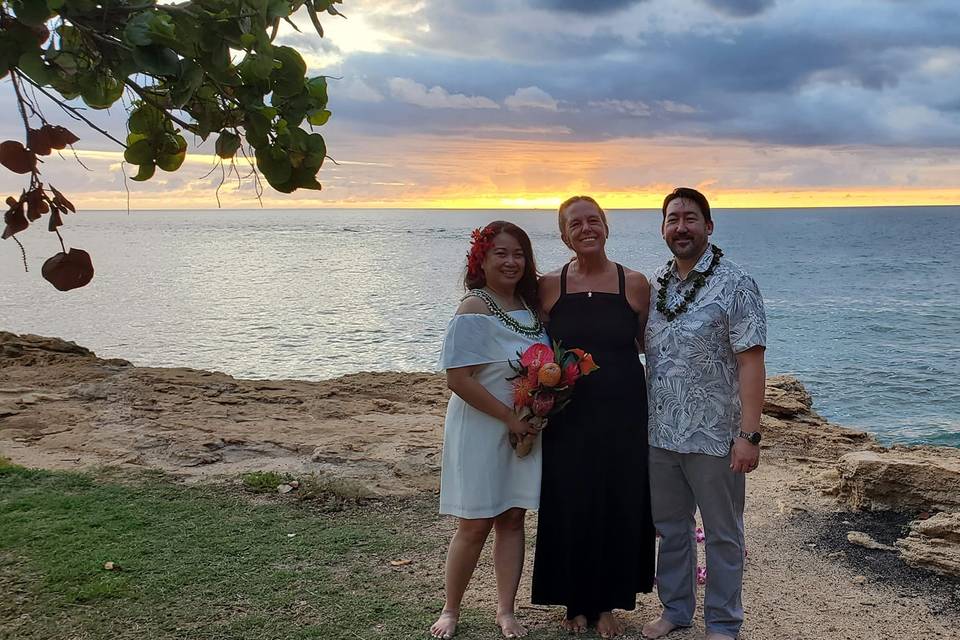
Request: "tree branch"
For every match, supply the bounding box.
[18,73,128,148]
[123,79,197,133]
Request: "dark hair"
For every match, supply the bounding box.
[557,195,609,238]
[463,221,539,306]
[662,187,712,223]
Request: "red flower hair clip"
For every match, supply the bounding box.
[466,225,497,278]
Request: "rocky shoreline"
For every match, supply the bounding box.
[1,331,958,611]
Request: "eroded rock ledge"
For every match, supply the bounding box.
[2,331,958,576]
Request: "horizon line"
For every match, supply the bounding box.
[70,203,960,212]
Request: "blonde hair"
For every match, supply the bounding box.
[558,195,609,242]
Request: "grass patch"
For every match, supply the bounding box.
[0,465,454,640]
[240,470,292,493]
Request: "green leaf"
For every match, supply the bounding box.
[240,33,257,50]
[170,60,204,108]
[132,46,181,77]
[124,139,155,165]
[128,105,164,135]
[156,147,186,171]
[124,12,156,47]
[244,109,272,147]
[17,50,52,85]
[123,11,177,48]
[255,144,292,185]
[215,132,242,159]
[46,0,66,9]
[308,109,331,126]
[271,46,306,98]
[79,73,123,110]
[267,0,291,20]
[130,163,156,181]
[11,0,53,27]
[239,52,275,82]
[307,76,328,106]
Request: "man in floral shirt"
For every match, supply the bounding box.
[643,187,767,640]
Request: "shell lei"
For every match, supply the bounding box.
[464,288,543,338]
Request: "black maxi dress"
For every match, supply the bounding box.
[531,263,656,620]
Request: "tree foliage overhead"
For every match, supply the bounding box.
[0,0,343,289]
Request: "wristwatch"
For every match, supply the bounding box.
[738,430,762,445]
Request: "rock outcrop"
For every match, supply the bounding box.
[837,448,960,512]
[760,375,875,460]
[896,512,960,577]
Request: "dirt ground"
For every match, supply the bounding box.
[1,331,958,639]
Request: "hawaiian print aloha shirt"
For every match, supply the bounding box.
[645,244,767,457]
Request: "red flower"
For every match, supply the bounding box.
[519,343,554,371]
[561,362,580,386]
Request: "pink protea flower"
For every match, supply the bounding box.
[532,393,555,417]
[696,527,705,543]
[697,566,707,585]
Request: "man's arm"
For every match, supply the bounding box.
[730,345,765,473]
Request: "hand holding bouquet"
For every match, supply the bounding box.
[507,341,598,457]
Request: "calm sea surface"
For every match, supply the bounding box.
[1,207,957,447]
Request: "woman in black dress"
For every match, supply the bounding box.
[532,195,656,638]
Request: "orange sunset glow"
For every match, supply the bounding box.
[2,0,959,210]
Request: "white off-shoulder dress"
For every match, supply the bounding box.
[437,310,549,519]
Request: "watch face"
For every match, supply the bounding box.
[749,432,761,445]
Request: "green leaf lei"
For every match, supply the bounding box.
[656,245,724,321]
[464,288,543,338]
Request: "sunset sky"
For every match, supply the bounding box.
[2,0,960,209]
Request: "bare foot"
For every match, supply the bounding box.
[642,616,680,639]
[495,612,528,638]
[597,611,624,638]
[430,610,458,639]
[561,614,588,633]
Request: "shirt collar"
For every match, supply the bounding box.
[670,243,716,279]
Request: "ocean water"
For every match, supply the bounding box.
[1,207,957,447]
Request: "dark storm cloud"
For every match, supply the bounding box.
[320,0,960,148]
[700,0,776,17]
[530,0,645,14]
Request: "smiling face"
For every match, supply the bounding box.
[662,197,713,261]
[560,199,609,255]
[481,232,526,292]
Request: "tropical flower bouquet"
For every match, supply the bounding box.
[507,341,598,457]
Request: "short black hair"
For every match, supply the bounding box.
[662,187,711,223]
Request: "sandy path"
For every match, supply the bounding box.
[1,331,957,638]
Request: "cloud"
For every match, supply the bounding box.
[338,78,385,103]
[387,78,500,109]
[658,100,698,114]
[505,86,559,111]
[531,0,646,14]
[589,99,652,117]
[700,0,777,17]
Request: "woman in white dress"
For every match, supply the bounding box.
[430,221,549,640]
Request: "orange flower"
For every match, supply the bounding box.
[538,362,562,387]
[513,376,535,408]
[577,351,599,376]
